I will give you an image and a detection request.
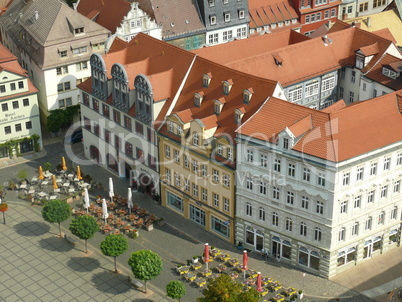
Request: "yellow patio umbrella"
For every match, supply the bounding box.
[76,166,83,180]
[52,175,58,189]
[38,166,44,180]
[61,156,67,171]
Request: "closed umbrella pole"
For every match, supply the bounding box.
[84,188,90,213]
[38,166,44,180]
[102,198,109,224]
[204,243,210,270]
[243,250,248,279]
[127,188,133,214]
[256,272,263,292]
[77,166,82,180]
[108,177,114,199]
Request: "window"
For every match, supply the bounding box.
[246,149,254,162]
[208,33,218,44]
[378,212,385,225]
[398,153,402,165]
[339,86,344,99]
[393,180,400,193]
[165,145,171,158]
[373,0,386,7]
[349,91,354,103]
[12,101,19,109]
[354,195,361,208]
[343,172,350,186]
[201,164,207,177]
[367,191,374,203]
[340,67,346,79]
[316,201,324,215]
[288,86,302,102]
[305,81,319,97]
[259,207,266,221]
[105,130,111,143]
[211,216,230,238]
[260,154,267,167]
[274,159,281,172]
[125,142,133,158]
[57,82,71,92]
[383,157,390,170]
[23,98,29,107]
[273,187,280,200]
[285,217,293,231]
[223,174,230,187]
[15,123,22,132]
[305,15,310,23]
[174,150,180,163]
[322,75,335,91]
[300,222,307,236]
[56,66,68,75]
[287,191,294,205]
[223,30,232,41]
[239,10,245,19]
[324,10,329,18]
[10,83,16,91]
[391,207,397,220]
[184,179,190,192]
[224,198,229,212]
[317,173,325,187]
[314,227,322,241]
[365,217,372,230]
[184,156,189,168]
[213,193,219,207]
[246,202,252,216]
[340,201,347,214]
[193,133,199,146]
[213,169,219,183]
[380,185,388,198]
[72,46,88,55]
[4,126,11,134]
[201,188,208,202]
[124,116,132,131]
[76,61,88,71]
[224,12,230,22]
[167,191,183,212]
[338,228,346,241]
[59,51,67,58]
[217,143,223,155]
[135,122,143,135]
[210,15,216,25]
[26,121,32,129]
[166,168,172,183]
[370,163,377,175]
[174,173,180,187]
[303,168,310,182]
[356,167,363,181]
[246,177,253,190]
[208,0,215,6]
[331,8,336,17]
[373,89,377,98]
[272,212,279,226]
[260,182,267,195]
[359,2,368,11]
[351,70,356,82]
[288,164,295,177]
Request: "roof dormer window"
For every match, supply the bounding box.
[223,79,233,95]
[210,15,217,25]
[74,27,84,35]
[243,88,254,104]
[383,67,397,79]
[356,55,364,69]
[234,108,245,124]
[203,73,212,87]
[224,12,230,22]
[194,91,204,107]
[214,98,225,115]
[193,132,199,146]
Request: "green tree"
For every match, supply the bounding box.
[166,280,186,301]
[237,288,260,302]
[43,162,53,172]
[197,273,257,302]
[100,234,128,273]
[69,215,99,253]
[42,200,71,237]
[17,169,28,181]
[128,250,163,293]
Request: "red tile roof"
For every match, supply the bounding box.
[77,0,132,33]
[364,53,402,91]
[237,91,402,162]
[194,22,395,86]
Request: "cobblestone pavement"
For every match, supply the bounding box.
[0,138,400,301]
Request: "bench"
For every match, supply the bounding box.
[129,278,144,290]
[64,234,77,246]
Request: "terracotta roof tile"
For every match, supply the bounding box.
[364,53,402,91]
[359,42,379,56]
[238,91,402,162]
[173,108,193,123]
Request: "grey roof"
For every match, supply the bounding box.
[0,0,109,47]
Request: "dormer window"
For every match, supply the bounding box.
[178,125,183,136]
[194,92,204,107]
[243,88,253,103]
[283,138,289,149]
[167,120,174,132]
[383,67,397,79]
[209,0,215,7]
[203,73,212,87]
[356,55,364,69]
[193,132,199,146]
[214,99,225,115]
[223,79,233,95]
[239,10,245,19]
[224,12,230,22]
[74,27,84,35]
[234,108,245,124]
[210,15,217,25]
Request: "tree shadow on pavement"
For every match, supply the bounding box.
[39,236,74,252]
[67,256,101,272]
[14,221,50,236]
[91,271,131,294]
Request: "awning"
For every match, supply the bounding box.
[390,229,398,235]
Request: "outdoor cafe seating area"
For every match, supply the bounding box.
[176,245,301,301]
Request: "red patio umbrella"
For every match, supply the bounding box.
[242,250,248,278]
[256,271,263,292]
[204,243,210,270]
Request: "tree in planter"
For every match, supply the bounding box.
[166,280,186,301]
[17,169,28,182]
[100,234,128,273]
[42,199,71,237]
[43,162,53,172]
[128,250,163,294]
[69,215,99,253]
[197,273,259,302]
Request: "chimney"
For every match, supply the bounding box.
[366,17,371,27]
[34,10,38,21]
